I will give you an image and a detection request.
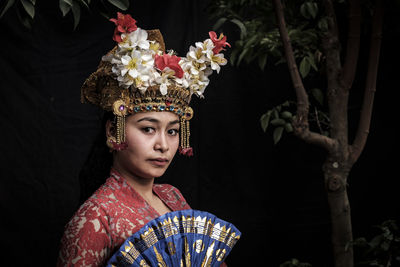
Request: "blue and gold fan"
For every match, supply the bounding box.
[106,209,241,267]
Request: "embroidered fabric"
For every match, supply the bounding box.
[57,169,190,267]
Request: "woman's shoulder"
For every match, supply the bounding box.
[73,177,122,217]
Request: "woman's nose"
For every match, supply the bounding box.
[154,132,169,152]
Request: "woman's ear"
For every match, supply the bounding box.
[105,120,115,138]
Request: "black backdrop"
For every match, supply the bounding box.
[0,1,399,266]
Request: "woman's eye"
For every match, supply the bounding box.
[168,129,179,136]
[142,127,155,133]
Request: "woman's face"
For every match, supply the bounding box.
[111,111,180,180]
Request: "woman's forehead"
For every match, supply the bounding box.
[129,111,179,123]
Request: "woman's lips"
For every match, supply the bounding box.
[148,158,169,167]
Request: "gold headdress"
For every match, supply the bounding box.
[81,13,230,156]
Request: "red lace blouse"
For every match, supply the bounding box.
[57,169,191,267]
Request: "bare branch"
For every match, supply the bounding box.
[350,0,384,164]
[294,124,337,151]
[273,0,336,152]
[323,0,349,147]
[342,0,361,90]
[272,0,309,121]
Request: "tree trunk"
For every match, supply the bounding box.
[323,155,353,267]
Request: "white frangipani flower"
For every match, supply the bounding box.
[104,26,228,96]
[195,39,214,55]
[128,28,150,50]
[187,45,206,64]
[155,68,175,95]
[207,52,228,73]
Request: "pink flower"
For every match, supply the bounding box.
[155,54,184,78]
[209,31,231,54]
[110,12,138,43]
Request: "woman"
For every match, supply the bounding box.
[57,13,237,266]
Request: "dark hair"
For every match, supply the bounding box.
[78,111,115,203]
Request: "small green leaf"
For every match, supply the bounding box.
[299,57,310,78]
[237,47,249,66]
[21,0,35,19]
[0,0,16,18]
[59,0,71,16]
[258,53,267,70]
[273,109,279,119]
[280,111,292,120]
[381,241,390,251]
[78,0,89,9]
[270,118,285,126]
[62,0,73,5]
[229,48,239,66]
[291,259,299,264]
[311,88,324,105]
[244,34,258,49]
[71,0,81,30]
[369,235,383,248]
[318,17,328,31]
[260,112,271,132]
[213,17,227,31]
[273,126,284,144]
[305,2,318,19]
[307,53,318,71]
[230,18,247,39]
[284,122,293,132]
[15,4,32,29]
[107,0,129,10]
[300,3,310,19]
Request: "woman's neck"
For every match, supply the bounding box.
[111,164,172,216]
[112,165,155,199]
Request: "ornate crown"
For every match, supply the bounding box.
[81,13,230,155]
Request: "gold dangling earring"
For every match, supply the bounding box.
[179,116,193,157]
[106,136,117,152]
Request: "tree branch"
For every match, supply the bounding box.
[323,0,349,147]
[273,0,335,152]
[295,126,337,151]
[273,0,309,119]
[350,0,384,164]
[342,0,361,90]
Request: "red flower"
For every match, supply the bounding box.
[155,54,184,78]
[209,31,231,54]
[110,12,138,43]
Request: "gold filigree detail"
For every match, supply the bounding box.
[113,99,128,116]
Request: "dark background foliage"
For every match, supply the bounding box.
[0,1,399,266]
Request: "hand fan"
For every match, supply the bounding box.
[106,209,241,267]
